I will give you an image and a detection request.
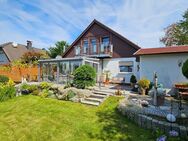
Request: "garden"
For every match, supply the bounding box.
[0,58,188,140]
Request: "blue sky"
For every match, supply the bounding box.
[0,0,188,49]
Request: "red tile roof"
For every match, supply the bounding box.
[134,46,188,55]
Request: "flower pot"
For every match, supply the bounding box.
[104,80,110,86]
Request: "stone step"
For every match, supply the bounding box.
[90,94,106,99]
[93,91,110,96]
[85,97,104,103]
[93,89,114,95]
[81,99,100,106]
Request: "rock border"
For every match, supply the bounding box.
[118,103,188,137]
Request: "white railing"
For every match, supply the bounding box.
[74,43,113,57]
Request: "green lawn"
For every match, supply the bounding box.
[0,96,159,140]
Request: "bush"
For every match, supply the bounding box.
[73,65,96,89]
[65,90,76,100]
[182,59,188,79]
[64,82,73,89]
[39,89,49,98]
[20,83,38,95]
[130,75,137,83]
[39,82,51,89]
[138,78,150,89]
[31,90,40,96]
[0,84,16,102]
[0,75,9,84]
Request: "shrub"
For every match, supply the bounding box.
[20,83,38,95]
[73,65,96,89]
[39,89,49,98]
[64,82,73,89]
[182,59,188,79]
[0,84,16,102]
[0,75,9,84]
[65,90,76,100]
[39,82,51,89]
[138,78,150,89]
[130,75,137,83]
[7,79,15,86]
[31,90,40,96]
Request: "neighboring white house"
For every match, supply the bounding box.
[134,46,188,88]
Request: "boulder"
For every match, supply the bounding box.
[56,87,93,101]
[166,114,176,122]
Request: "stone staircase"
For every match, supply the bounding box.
[81,89,114,106]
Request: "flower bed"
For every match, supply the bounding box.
[16,82,93,103]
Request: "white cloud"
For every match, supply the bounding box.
[0,0,188,48]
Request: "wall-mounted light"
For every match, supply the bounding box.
[178,59,183,67]
[137,65,140,71]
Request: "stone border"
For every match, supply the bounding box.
[118,105,188,137]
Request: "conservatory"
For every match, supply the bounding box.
[38,57,100,84]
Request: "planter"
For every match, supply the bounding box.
[156,95,165,106]
[104,79,110,85]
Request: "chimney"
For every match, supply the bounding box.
[26,40,32,50]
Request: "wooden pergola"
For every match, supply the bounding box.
[38,57,100,84]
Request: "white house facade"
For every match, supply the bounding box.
[135,46,188,88]
[102,57,139,83]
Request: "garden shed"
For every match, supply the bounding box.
[38,57,100,84]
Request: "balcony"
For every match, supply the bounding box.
[75,43,113,58]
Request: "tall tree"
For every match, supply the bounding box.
[48,41,69,58]
[160,9,188,46]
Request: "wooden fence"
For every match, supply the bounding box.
[0,66,38,82]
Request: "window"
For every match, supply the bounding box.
[119,61,133,72]
[91,39,97,53]
[0,49,9,64]
[101,36,110,53]
[83,40,88,54]
[102,36,110,45]
[75,46,81,55]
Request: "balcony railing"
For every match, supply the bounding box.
[75,43,113,58]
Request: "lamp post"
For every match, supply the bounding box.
[153,72,158,106]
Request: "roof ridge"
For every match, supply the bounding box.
[62,19,140,57]
[0,42,12,47]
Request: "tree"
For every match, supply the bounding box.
[161,9,188,46]
[182,59,188,79]
[48,41,69,58]
[21,51,48,64]
[73,65,96,89]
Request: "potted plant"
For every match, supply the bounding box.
[103,70,111,85]
[130,75,137,88]
[138,78,150,95]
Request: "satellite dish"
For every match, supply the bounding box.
[12,42,18,47]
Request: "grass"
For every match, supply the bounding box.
[0,96,182,141]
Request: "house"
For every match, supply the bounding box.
[134,46,188,88]
[62,19,140,83]
[0,41,43,64]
